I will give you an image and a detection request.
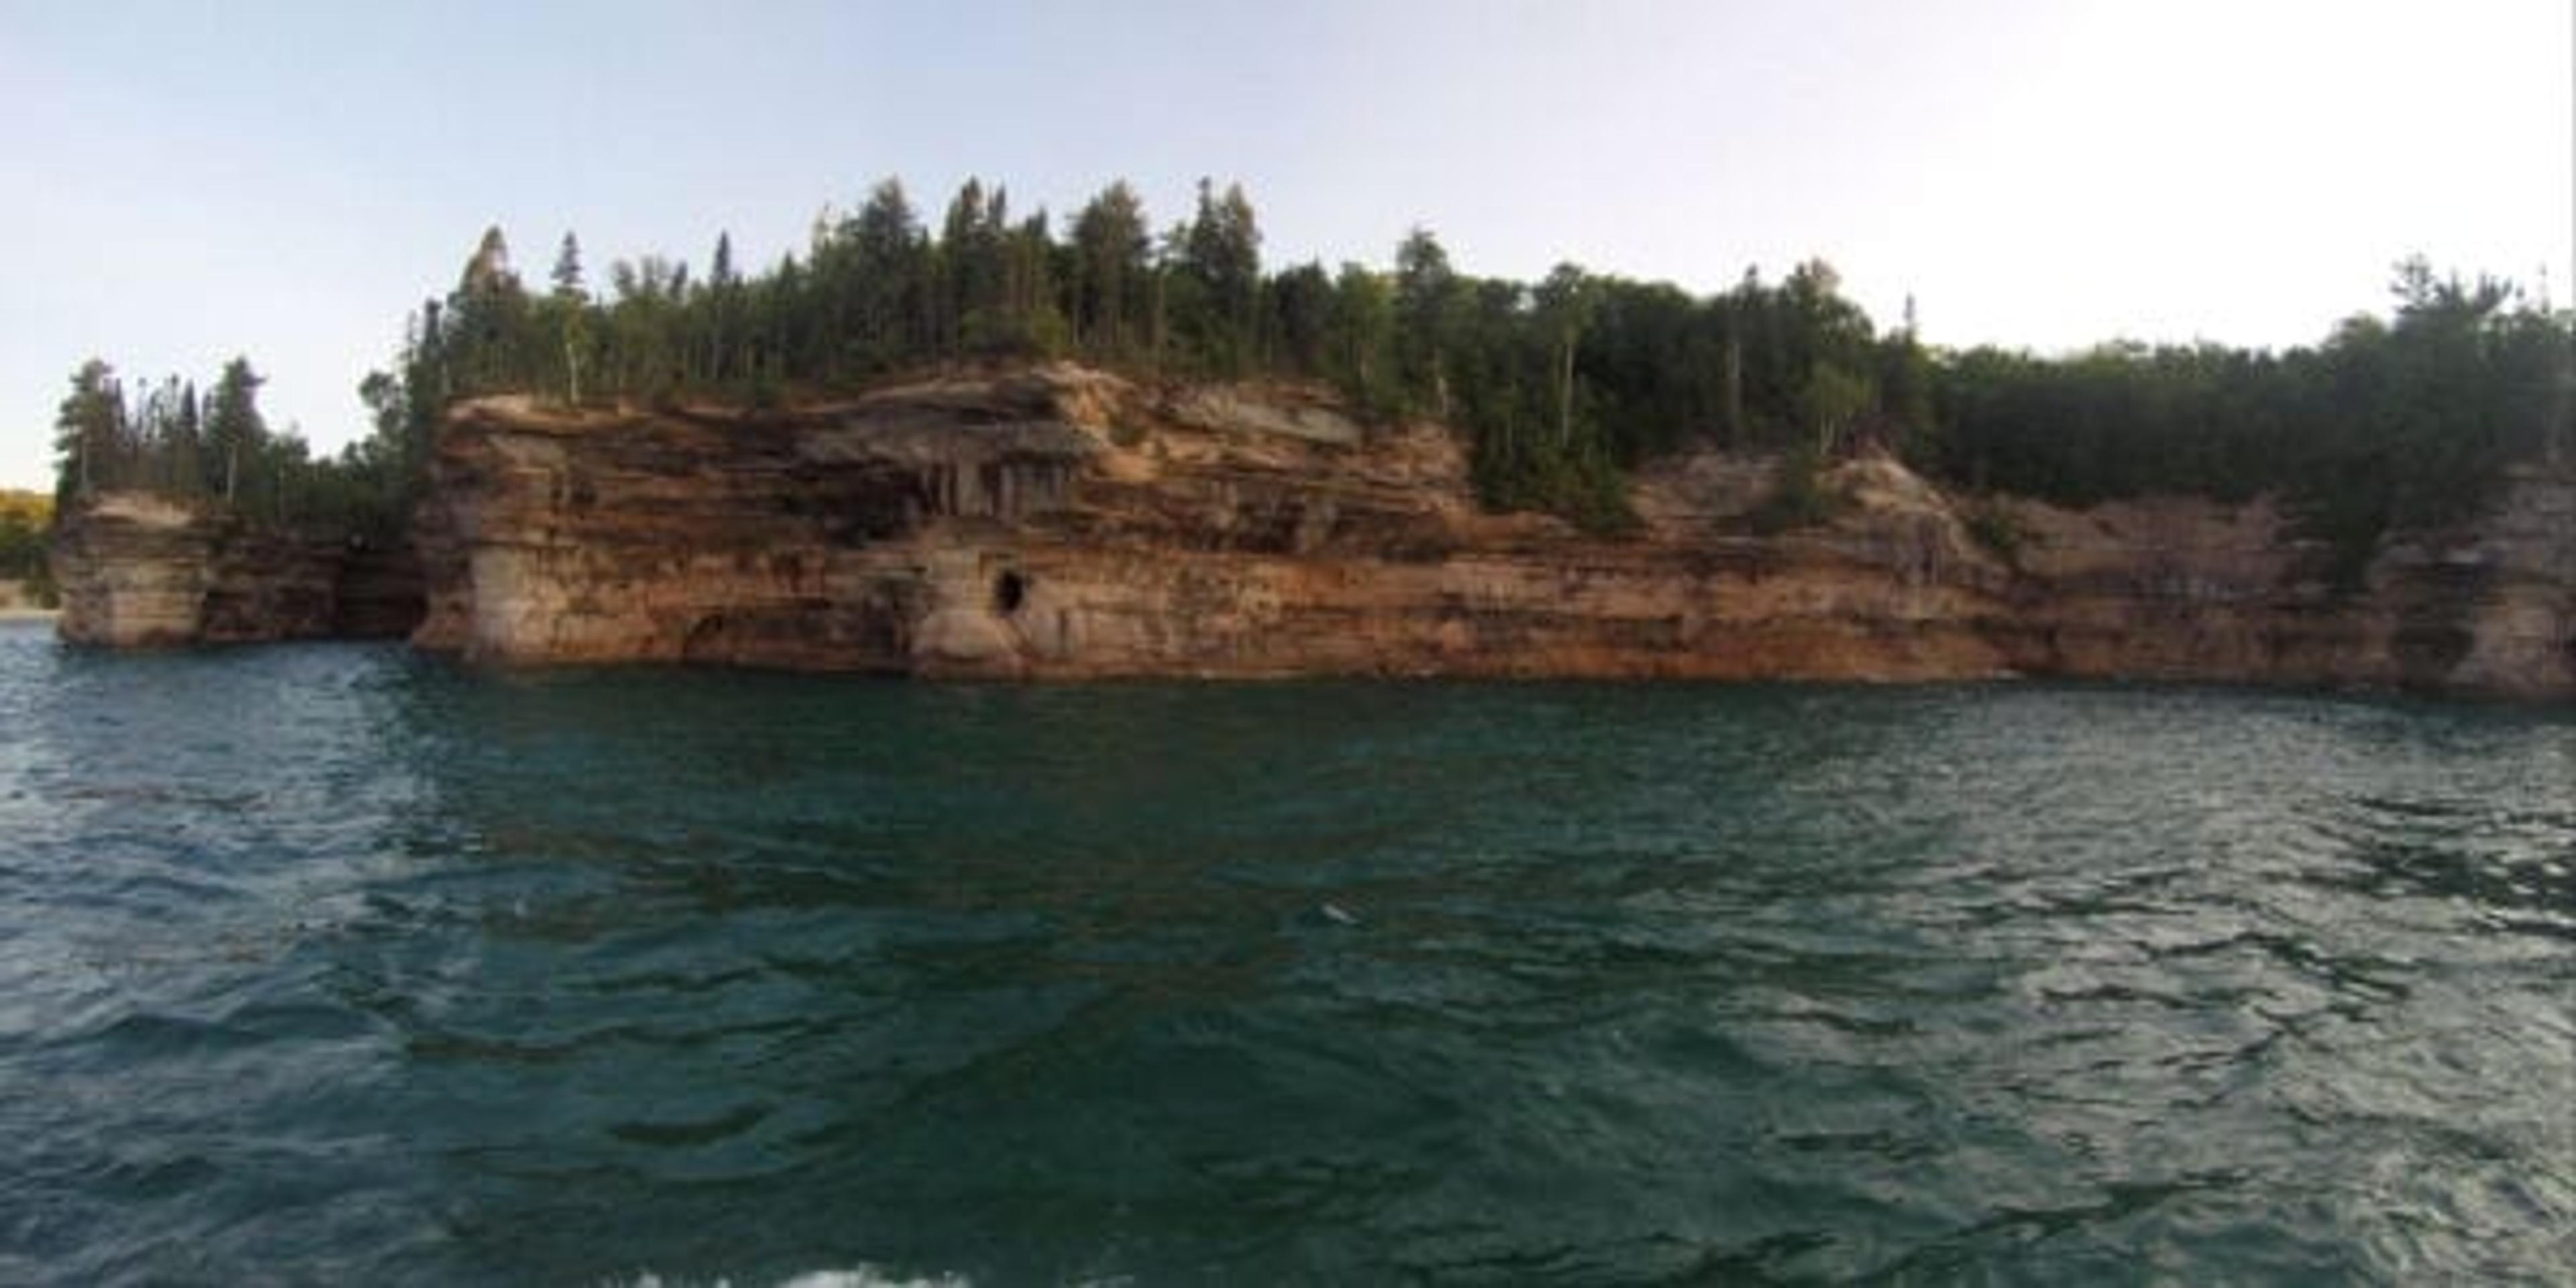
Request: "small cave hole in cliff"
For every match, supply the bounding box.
[994,570,1028,615]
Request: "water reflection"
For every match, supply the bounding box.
[1,631,2569,1283]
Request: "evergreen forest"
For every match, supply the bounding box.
[50,177,2575,566]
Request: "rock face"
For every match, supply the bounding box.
[52,492,425,647]
[1976,470,2576,696]
[410,365,2575,698]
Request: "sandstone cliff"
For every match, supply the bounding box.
[52,492,423,647]
[406,365,2573,697]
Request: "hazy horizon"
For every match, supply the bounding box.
[3,0,2569,491]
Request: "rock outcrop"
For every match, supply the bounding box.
[47,367,2567,697]
[52,492,424,647]
[1972,469,2576,695]
[405,365,2574,697]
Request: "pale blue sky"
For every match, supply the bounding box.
[3,0,2569,489]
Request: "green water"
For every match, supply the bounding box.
[1,620,2569,1285]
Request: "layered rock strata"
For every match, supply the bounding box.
[405,366,2573,697]
[52,492,423,647]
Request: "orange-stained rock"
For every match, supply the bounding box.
[401,364,2573,697]
[52,492,422,647]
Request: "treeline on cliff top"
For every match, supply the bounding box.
[48,354,401,543]
[52,176,2574,553]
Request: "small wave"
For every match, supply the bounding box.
[606,1102,773,1148]
[55,782,264,811]
[616,1267,971,1288]
[780,1273,973,1288]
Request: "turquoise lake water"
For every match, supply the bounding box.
[1,619,2569,1284]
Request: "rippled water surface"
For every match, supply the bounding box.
[1,620,2570,1285]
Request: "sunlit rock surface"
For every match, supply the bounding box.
[53,492,422,647]
[403,364,2572,696]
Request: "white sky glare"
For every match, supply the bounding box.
[1,0,2568,489]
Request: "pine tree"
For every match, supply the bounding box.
[847,178,924,370]
[551,231,589,405]
[450,227,531,394]
[1535,263,1599,449]
[1326,264,1396,413]
[550,232,586,301]
[1173,179,1263,373]
[1394,227,1459,417]
[203,357,268,504]
[1071,182,1150,357]
[52,359,123,506]
[706,231,743,384]
[170,381,204,496]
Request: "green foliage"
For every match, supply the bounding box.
[48,353,409,541]
[1919,258,2573,569]
[1963,500,2029,564]
[0,490,53,600]
[51,360,123,508]
[334,177,1979,531]
[1168,179,1263,374]
[1265,260,1335,379]
[1481,441,1638,535]
[1750,445,1844,534]
[1803,361,1873,457]
[203,358,269,504]
[1071,181,1152,360]
[1324,263,1397,417]
[395,186,2565,543]
[1393,227,1462,419]
[65,178,2570,551]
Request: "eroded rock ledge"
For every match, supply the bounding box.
[397,364,2571,697]
[52,492,423,647]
